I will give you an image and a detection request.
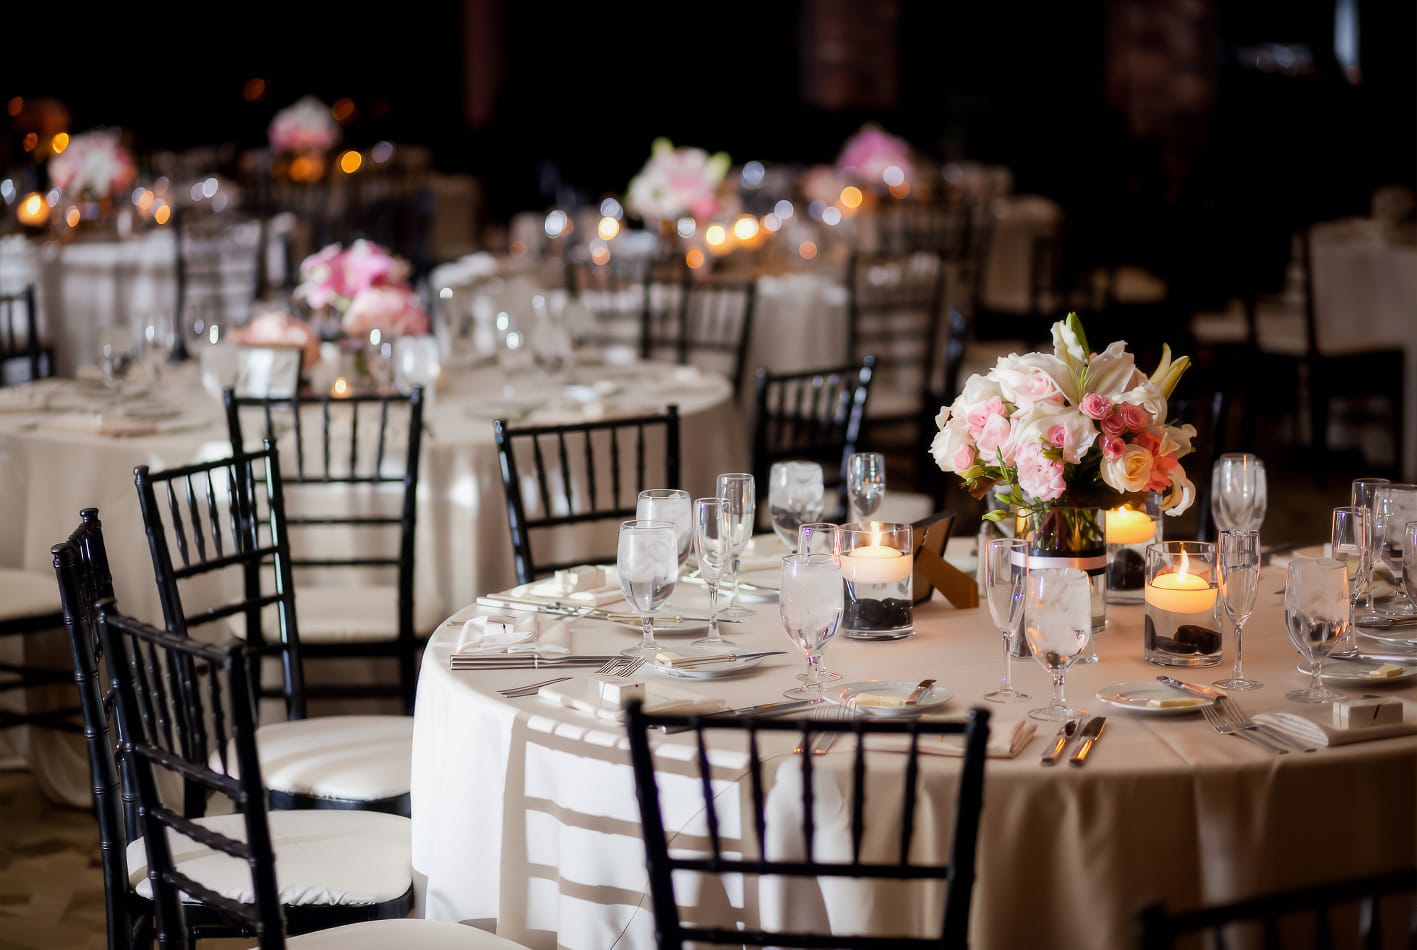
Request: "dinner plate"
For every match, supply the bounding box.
[1095,682,1213,715]
[1355,623,1417,646]
[1296,657,1417,685]
[836,680,953,717]
[644,651,767,679]
[611,617,709,638]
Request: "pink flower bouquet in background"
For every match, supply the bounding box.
[625,137,731,224]
[798,164,848,205]
[232,310,323,368]
[835,123,915,190]
[268,95,340,153]
[931,312,1197,522]
[293,239,428,340]
[47,128,136,198]
[341,285,429,339]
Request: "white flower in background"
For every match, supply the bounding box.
[625,137,731,223]
[48,128,136,198]
[268,95,340,153]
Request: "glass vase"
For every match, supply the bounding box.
[1024,506,1108,638]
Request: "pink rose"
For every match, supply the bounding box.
[952,445,975,471]
[1116,402,1150,430]
[1101,412,1128,436]
[342,286,430,340]
[1015,443,1066,502]
[1101,435,1125,459]
[1080,392,1112,420]
[234,311,321,368]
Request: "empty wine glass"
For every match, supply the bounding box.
[1329,505,1367,656]
[138,310,174,384]
[846,452,886,523]
[796,522,844,682]
[1210,453,1267,533]
[779,552,843,700]
[1405,521,1417,607]
[1371,483,1417,617]
[691,497,734,649]
[1023,567,1093,722]
[983,537,1030,703]
[637,488,692,572]
[97,324,133,390]
[1213,529,1262,690]
[716,472,756,620]
[768,461,825,550]
[1284,557,1348,703]
[1350,477,1390,617]
[616,519,679,659]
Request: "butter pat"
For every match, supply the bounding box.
[594,675,645,706]
[654,650,684,667]
[1145,697,1203,708]
[851,692,906,708]
[1366,663,1404,679]
[1333,696,1404,729]
[555,565,605,592]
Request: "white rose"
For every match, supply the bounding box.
[1011,405,1098,465]
[1100,443,1155,493]
[1160,466,1196,515]
[990,352,1073,411]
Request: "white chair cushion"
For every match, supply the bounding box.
[0,568,62,621]
[127,809,411,905]
[281,918,532,949]
[243,715,413,801]
[295,586,442,643]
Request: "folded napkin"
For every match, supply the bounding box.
[857,717,1037,759]
[539,678,729,722]
[1251,710,1417,748]
[525,568,624,606]
[452,612,571,655]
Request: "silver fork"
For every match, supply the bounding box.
[796,702,855,755]
[1201,700,1288,754]
[1216,696,1316,752]
[497,675,572,698]
[597,656,645,677]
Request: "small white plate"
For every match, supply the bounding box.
[617,617,709,638]
[645,651,767,679]
[1355,625,1417,646]
[1096,682,1213,715]
[837,680,953,717]
[1297,658,1417,685]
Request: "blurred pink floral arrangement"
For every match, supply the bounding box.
[293,239,429,339]
[232,310,322,368]
[835,123,915,189]
[625,137,731,223]
[268,96,340,153]
[48,128,136,198]
[798,164,848,205]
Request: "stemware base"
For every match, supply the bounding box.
[1285,685,1338,703]
[804,670,844,683]
[620,641,662,659]
[783,684,829,700]
[1028,704,1085,722]
[719,604,756,620]
[1213,676,1263,690]
[690,633,736,648]
[984,686,1030,703]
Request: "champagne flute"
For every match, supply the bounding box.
[983,537,1030,703]
[716,472,756,620]
[1404,521,1417,607]
[1350,477,1390,617]
[1284,557,1348,703]
[690,497,734,648]
[1371,483,1417,617]
[796,522,844,682]
[616,519,679,659]
[1023,567,1093,722]
[1213,529,1262,690]
[779,552,843,700]
[846,452,886,523]
[637,488,692,573]
[1329,505,1367,657]
[1210,453,1267,533]
[768,461,825,550]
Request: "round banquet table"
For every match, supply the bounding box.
[410,543,1417,950]
[0,352,746,807]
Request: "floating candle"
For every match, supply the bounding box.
[842,545,912,585]
[1107,506,1157,545]
[1145,568,1217,614]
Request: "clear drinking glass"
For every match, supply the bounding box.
[1023,567,1093,722]
[779,552,844,700]
[637,488,693,571]
[616,519,679,659]
[1210,453,1267,533]
[1350,477,1391,617]
[983,537,1030,703]
[1329,505,1367,656]
[716,472,757,620]
[768,460,825,550]
[846,452,886,523]
[1213,529,1262,690]
[1371,483,1417,617]
[1284,557,1348,703]
[1405,521,1417,607]
[690,497,734,649]
[797,522,842,558]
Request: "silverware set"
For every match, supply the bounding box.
[795,702,855,755]
[494,656,646,697]
[1200,696,1313,753]
[450,653,640,671]
[497,676,573,698]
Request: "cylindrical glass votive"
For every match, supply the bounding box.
[1106,495,1161,604]
[1144,540,1221,666]
[840,521,914,640]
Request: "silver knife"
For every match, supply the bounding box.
[904,678,936,705]
[1155,675,1224,699]
[1040,719,1078,766]
[1068,716,1107,766]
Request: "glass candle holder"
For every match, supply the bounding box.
[839,521,914,640]
[1106,495,1161,604]
[1144,541,1221,666]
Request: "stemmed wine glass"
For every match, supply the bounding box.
[778,552,844,700]
[983,537,1030,703]
[1371,483,1417,617]
[1350,477,1390,617]
[1329,505,1368,657]
[1210,453,1268,533]
[616,519,679,659]
[716,472,756,620]
[690,497,734,649]
[846,452,886,523]
[1023,567,1093,722]
[768,461,825,550]
[796,522,844,682]
[1404,521,1417,608]
[1213,528,1262,690]
[637,488,692,574]
[1284,557,1348,703]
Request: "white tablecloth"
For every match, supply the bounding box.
[411,545,1417,949]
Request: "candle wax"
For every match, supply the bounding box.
[842,545,912,585]
[1145,570,1217,614]
[1106,507,1157,545]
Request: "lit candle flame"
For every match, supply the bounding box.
[1178,548,1190,579]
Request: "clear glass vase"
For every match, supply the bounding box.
[1024,506,1108,638]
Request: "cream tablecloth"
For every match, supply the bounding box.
[411,547,1417,949]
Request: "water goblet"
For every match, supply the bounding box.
[637,488,692,572]
[795,522,845,682]
[1350,477,1390,616]
[1213,528,1262,690]
[1371,483,1417,617]
[768,460,825,550]
[1023,567,1093,722]
[616,519,679,659]
[1329,505,1367,656]
[716,472,757,620]
[690,497,734,649]
[1210,453,1267,533]
[778,552,844,700]
[138,310,175,384]
[846,452,886,523]
[983,537,1030,703]
[1405,521,1417,607]
[1283,557,1348,703]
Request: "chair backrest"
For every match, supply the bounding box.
[564,249,657,353]
[1136,867,1417,950]
[174,205,271,350]
[644,273,757,397]
[845,249,947,416]
[132,441,308,720]
[494,405,682,585]
[623,701,991,949]
[0,284,50,385]
[751,357,875,522]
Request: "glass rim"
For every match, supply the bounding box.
[620,518,676,531]
[638,487,690,499]
[782,551,839,566]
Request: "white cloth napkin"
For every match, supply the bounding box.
[452,613,571,655]
[538,679,729,722]
[526,569,624,606]
[857,717,1038,759]
[1251,710,1417,748]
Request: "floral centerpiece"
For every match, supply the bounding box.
[48,128,136,200]
[293,239,430,342]
[231,309,323,369]
[835,123,915,192]
[268,95,340,154]
[625,137,731,227]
